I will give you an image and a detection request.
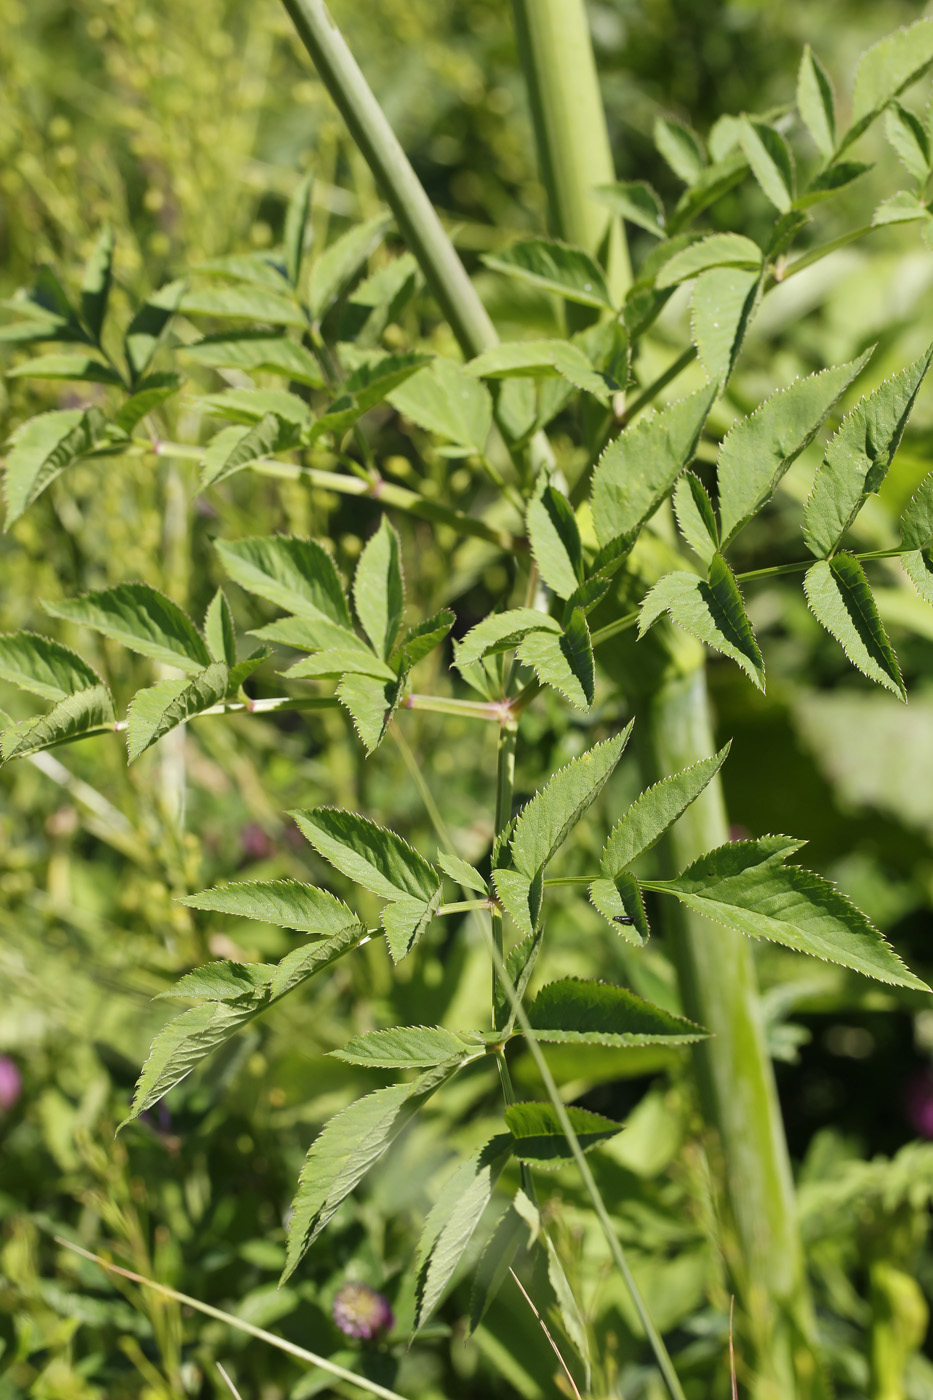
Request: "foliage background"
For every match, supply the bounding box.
[3,2,933,1397]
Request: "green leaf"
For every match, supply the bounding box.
[594,181,666,237]
[337,671,404,755]
[654,116,706,184]
[652,838,929,990]
[4,407,108,526]
[291,807,440,904]
[113,373,184,435]
[192,252,288,288]
[886,104,931,184]
[216,536,352,629]
[482,238,613,310]
[80,225,115,343]
[719,350,873,546]
[690,266,760,385]
[903,548,933,604]
[797,46,836,157]
[204,589,237,666]
[872,191,931,227]
[250,613,362,654]
[183,332,324,387]
[491,868,543,939]
[269,924,362,998]
[332,1026,480,1070]
[454,609,560,672]
[125,662,229,761]
[6,353,122,385]
[517,608,595,711]
[901,470,933,549]
[673,472,719,564]
[0,631,101,701]
[307,214,391,319]
[526,486,584,601]
[415,1136,512,1330]
[436,850,486,895]
[640,554,765,690]
[655,233,761,288]
[510,728,632,880]
[179,284,306,329]
[160,961,276,1003]
[387,357,492,453]
[287,650,395,682]
[45,584,211,674]
[201,412,301,489]
[180,879,359,936]
[588,872,650,945]
[495,927,544,1032]
[667,150,749,234]
[504,1102,623,1167]
[526,977,706,1047]
[804,343,933,558]
[282,1058,462,1280]
[198,387,313,428]
[353,517,404,660]
[284,172,313,288]
[590,385,716,546]
[381,888,442,962]
[848,20,933,143]
[468,1202,527,1334]
[799,162,872,207]
[0,685,114,763]
[124,281,184,382]
[466,341,611,404]
[391,609,454,668]
[308,353,429,444]
[804,555,906,700]
[738,117,795,212]
[601,745,731,878]
[339,252,422,346]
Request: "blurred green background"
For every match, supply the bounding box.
[3,2,933,1398]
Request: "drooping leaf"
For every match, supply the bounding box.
[381,888,443,962]
[654,116,706,184]
[216,536,352,629]
[124,281,184,383]
[804,343,933,558]
[804,554,906,700]
[846,20,933,148]
[387,357,492,453]
[590,384,716,546]
[0,685,114,763]
[0,632,101,701]
[655,233,762,288]
[80,225,115,343]
[4,407,108,526]
[482,238,613,310]
[650,838,929,990]
[292,807,440,903]
[738,117,795,212]
[125,662,229,761]
[284,172,313,288]
[202,412,302,488]
[588,871,650,945]
[690,266,761,385]
[594,180,666,237]
[183,332,324,387]
[332,1026,481,1070]
[353,517,404,660]
[454,609,560,672]
[527,486,584,600]
[391,609,454,669]
[180,879,359,937]
[113,373,184,435]
[639,555,765,690]
[45,584,211,673]
[492,868,543,939]
[517,608,595,710]
[885,104,931,184]
[673,471,719,564]
[601,745,731,877]
[718,350,873,545]
[525,977,706,1046]
[204,589,237,667]
[6,353,122,385]
[901,470,933,549]
[337,672,405,755]
[437,851,487,895]
[797,46,836,157]
[306,214,391,319]
[466,341,611,404]
[504,1102,623,1167]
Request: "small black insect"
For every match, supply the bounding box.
[613,914,635,926]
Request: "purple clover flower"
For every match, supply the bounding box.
[333,1283,395,1340]
[0,1057,22,1112]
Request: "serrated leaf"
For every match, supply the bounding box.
[797,46,836,157]
[198,387,312,428]
[183,332,323,387]
[848,20,933,143]
[510,729,632,879]
[179,284,306,329]
[353,517,404,659]
[654,116,706,184]
[339,252,422,346]
[719,350,872,546]
[903,548,933,604]
[601,745,731,879]
[798,162,872,208]
[269,924,362,998]
[181,879,359,937]
[527,486,584,600]
[667,150,749,234]
[886,104,931,184]
[454,609,560,672]
[282,1058,461,1280]
[563,577,611,620]
[250,613,363,653]
[640,555,765,690]
[202,412,302,488]
[192,252,288,289]
[80,225,115,343]
[216,536,351,629]
[872,191,930,226]
[739,117,795,212]
[45,583,211,673]
[284,172,313,288]
[466,341,611,404]
[517,608,594,711]
[591,385,717,547]
[526,978,705,1047]
[204,589,237,666]
[307,214,391,319]
[287,650,395,682]
[333,1026,480,1069]
[504,1102,623,1166]
[308,352,429,442]
[804,555,905,699]
[437,851,487,895]
[121,677,187,757]
[382,889,443,962]
[124,281,184,382]
[468,1202,526,1335]
[387,356,492,452]
[0,685,114,763]
[126,662,229,761]
[492,868,543,938]
[392,609,454,669]
[588,872,649,945]
[292,807,439,904]
[496,927,545,1032]
[0,631,101,701]
[482,239,613,310]
[594,181,666,237]
[901,470,933,549]
[673,472,719,564]
[655,233,761,289]
[4,407,108,526]
[161,961,275,1002]
[691,266,761,386]
[6,353,122,385]
[651,838,928,990]
[804,343,933,558]
[338,672,405,754]
[113,373,184,435]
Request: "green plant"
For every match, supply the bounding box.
[5,9,933,1400]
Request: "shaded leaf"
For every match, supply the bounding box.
[526,977,705,1046]
[125,281,184,382]
[595,181,665,237]
[901,470,933,549]
[504,1102,623,1167]
[804,554,905,699]
[482,238,613,310]
[495,927,545,1032]
[46,584,211,673]
[639,555,765,690]
[392,609,454,668]
[113,373,184,435]
[738,117,795,212]
[387,356,492,452]
[886,103,931,184]
[517,608,594,710]
[202,412,302,488]
[673,471,719,564]
[468,1202,527,1334]
[588,872,650,946]
[667,151,748,234]
[80,225,115,343]
[307,214,391,319]
[655,233,761,288]
[284,172,313,288]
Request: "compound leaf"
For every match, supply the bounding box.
[454,609,560,673]
[640,555,765,690]
[180,879,359,937]
[691,266,760,385]
[216,536,352,630]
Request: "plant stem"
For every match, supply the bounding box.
[780,222,876,281]
[404,693,503,722]
[491,721,518,1034]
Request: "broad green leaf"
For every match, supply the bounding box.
[337,671,404,755]
[307,214,391,319]
[454,609,560,672]
[181,879,359,937]
[848,20,933,142]
[387,357,492,453]
[804,554,905,700]
[588,872,650,945]
[161,961,274,1003]
[0,631,101,701]
[719,350,872,545]
[226,649,268,694]
[4,407,108,526]
[590,385,716,547]
[492,868,543,938]
[495,927,545,1032]
[468,1202,526,1334]
[667,150,749,234]
[525,977,706,1047]
[594,181,665,237]
[122,677,187,756]
[517,608,594,711]
[353,517,404,660]
[204,589,237,666]
[6,353,122,385]
[903,548,933,604]
[872,191,930,226]
[183,332,323,387]
[466,341,611,404]
[601,746,730,877]
[125,662,229,761]
[510,728,632,879]
[391,609,454,668]
[284,172,313,288]
[673,472,719,564]
[654,116,706,184]
[655,233,761,288]
[640,555,765,690]
[332,1026,480,1069]
[287,650,395,682]
[292,807,440,903]
[250,613,363,653]
[563,576,611,619]
[798,162,872,207]
[415,1136,512,1330]
[690,266,760,385]
[282,1058,462,1279]
[738,117,795,212]
[504,1102,623,1167]
[80,225,115,343]
[192,252,287,287]
[651,838,928,990]
[381,888,442,962]
[886,104,931,184]
[482,238,613,310]
[0,685,114,763]
[124,281,184,382]
[437,851,487,895]
[901,470,933,549]
[527,486,584,600]
[113,373,184,434]
[179,284,306,329]
[46,584,211,674]
[198,387,312,428]
[216,536,351,628]
[797,46,836,157]
[804,343,933,558]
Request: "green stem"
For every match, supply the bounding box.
[779,222,876,281]
[404,693,504,722]
[438,899,491,915]
[492,722,518,1033]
